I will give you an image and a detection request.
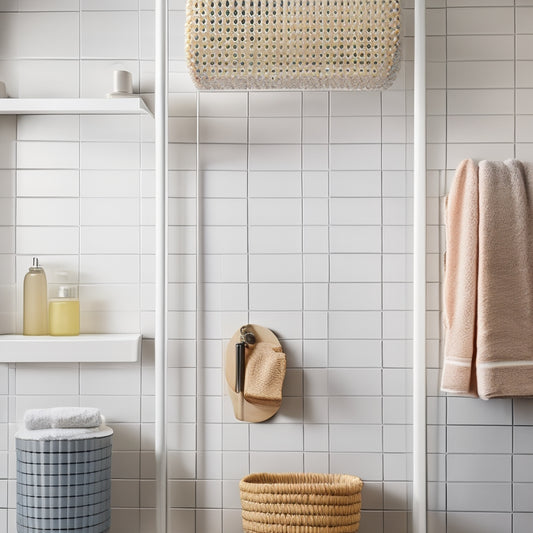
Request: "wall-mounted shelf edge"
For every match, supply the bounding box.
[0,97,152,116]
[0,334,141,363]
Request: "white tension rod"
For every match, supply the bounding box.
[155,0,168,532]
[413,0,427,529]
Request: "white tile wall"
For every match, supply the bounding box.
[428,0,533,529]
[1,0,531,532]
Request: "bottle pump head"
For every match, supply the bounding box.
[57,285,77,298]
[30,257,43,271]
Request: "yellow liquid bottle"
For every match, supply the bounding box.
[49,285,80,336]
[23,257,48,335]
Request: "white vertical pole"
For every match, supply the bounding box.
[413,0,427,529]
[155,0,168,532]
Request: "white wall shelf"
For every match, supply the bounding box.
[0,97,152,116]
[0,334,141,363]
[0,97,149,364]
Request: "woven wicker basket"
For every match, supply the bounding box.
[185,0,401,90]
[239,472,363,533]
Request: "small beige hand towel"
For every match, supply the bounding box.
[442,159,533,398]
[244,341,287,406]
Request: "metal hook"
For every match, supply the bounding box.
[240,325,256,346]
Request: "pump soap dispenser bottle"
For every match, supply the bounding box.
[23,257,48,335]
[49,279,80,336]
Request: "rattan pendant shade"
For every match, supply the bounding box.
[185,0,401,90]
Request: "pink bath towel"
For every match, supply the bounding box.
[441,159,479,396]
[442,159,533,399]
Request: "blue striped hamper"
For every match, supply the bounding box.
[16,427,113,533]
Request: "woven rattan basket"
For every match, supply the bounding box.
[185,0,401,90]
[239,472,363,533]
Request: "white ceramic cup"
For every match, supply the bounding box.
[0,81,7,98]
[112,70,133,94]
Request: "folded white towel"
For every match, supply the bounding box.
[16,424,113,441]
[24,407,103,430]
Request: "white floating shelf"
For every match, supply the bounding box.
[0,334,141,363]
[0,97,152,116]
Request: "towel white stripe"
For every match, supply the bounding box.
[477,360,533,368]
[443,359,472,368]
[445,359,533,369]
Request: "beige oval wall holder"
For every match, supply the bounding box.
[224,324,287,423]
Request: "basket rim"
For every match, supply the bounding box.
[240,472,363,495]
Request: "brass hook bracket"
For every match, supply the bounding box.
[240,325,256,347]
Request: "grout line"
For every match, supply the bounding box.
[300,90,305,470]
[195,90,200,531]
[511,399,515,532]
[327,89,331,476]
[509,5,517,533]
[77,0,82,409]
[137,0,141,95]
[444,0,449,526]
[14,116,18,331]
[380,86,386,531]
[12,40,20,441]
[137,0,143,512]
[514,0,517,161]
[246,92,250,326]
[78,5,81,98]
